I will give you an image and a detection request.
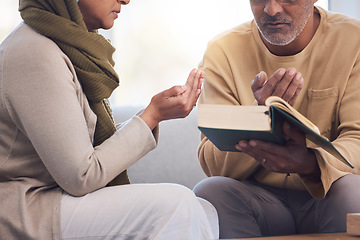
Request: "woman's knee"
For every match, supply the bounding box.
[142,183,206,215]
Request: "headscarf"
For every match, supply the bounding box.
[19,0,129,185]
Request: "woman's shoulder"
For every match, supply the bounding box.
[1,22,78,100]
[1,22,74,83]
[1,22,65,63]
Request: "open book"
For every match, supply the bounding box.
[198,96,353,168]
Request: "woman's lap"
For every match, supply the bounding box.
[61,183,218,240]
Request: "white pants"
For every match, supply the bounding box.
[61,183,219,240]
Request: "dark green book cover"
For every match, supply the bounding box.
[198,105,353,168]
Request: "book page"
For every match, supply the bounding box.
[265,96,320,135]
[198,104,270,131]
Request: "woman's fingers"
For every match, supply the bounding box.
[182,68,203,108]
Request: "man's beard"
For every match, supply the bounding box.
[256,11,312,46]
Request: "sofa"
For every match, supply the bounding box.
[112,105,207,190]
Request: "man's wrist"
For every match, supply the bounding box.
[299,148,321,181]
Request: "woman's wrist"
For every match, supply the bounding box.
[139,107,160,131]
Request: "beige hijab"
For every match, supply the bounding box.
[19,0,129,185]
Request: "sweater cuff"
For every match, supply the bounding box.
[300,149,325,199]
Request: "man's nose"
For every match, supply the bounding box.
[264,0,284,17]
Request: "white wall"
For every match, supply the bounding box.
[329,0,360,19]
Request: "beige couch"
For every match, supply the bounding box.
[112,105,207,189]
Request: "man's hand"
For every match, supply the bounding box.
[251,68,304,106]
[235,121,321,179]
[140,68,203,130]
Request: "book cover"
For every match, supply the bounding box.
[198,97,353,168]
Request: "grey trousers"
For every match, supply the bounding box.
[193,174,360,239]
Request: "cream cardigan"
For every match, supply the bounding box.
[198,7,360,200]
[0,23,158,239]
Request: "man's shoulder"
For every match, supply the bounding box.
[207,21,255,49]
[322,8,360,33]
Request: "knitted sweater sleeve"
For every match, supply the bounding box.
[3,24,157,196]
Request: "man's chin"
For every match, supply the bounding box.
[262,33,296,46]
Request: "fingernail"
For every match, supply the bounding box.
[288,69,295,76]
[236,141,247,151]
[278,69,286,76]
[249,140,257,147]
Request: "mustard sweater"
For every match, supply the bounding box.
[198,7,360,200]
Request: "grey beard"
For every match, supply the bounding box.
[255,9,312,46]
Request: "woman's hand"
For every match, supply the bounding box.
[140,68,203,130]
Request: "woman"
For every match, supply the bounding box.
[0,0,218,239]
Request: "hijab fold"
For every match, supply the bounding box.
[19,0,129,185]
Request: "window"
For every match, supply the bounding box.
[108,0,329,106]
[1,0,330,107]
[0,1,22,41]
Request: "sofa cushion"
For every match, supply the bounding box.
[112,105,206,189]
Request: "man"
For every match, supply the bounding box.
[193,0,360,238]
